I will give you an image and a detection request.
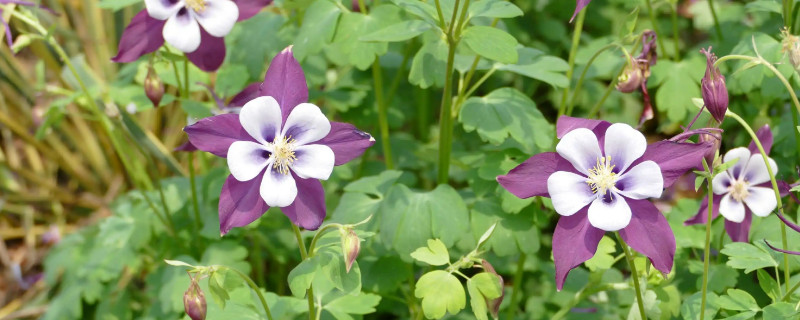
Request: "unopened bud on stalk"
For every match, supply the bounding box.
[145,66,164,107]
[700,47,728,124]
[184,275,206,320]
[341,228,361,273]
[480,260,504,318]
[616,59,645,93]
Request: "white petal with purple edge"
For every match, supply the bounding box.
[603,123,647,173]
[615,160,663,199]
[163,10,201,52]
[145,0,184,20]
[291,144,335,180]
[587,194,632,231]
[744,186,777,217]
[711,172,733,195]
[192,0,239,37]
[555,128,602,175]
[719,193,746,223]
[282,103,331,146]
[260,164,298,207]
[724,147,751,179]
[547,171,595,216]
[742,154,778,185]
[240,96,282,145]
[227,141,271,182]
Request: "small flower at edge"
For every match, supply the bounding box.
[700,47,728,123]
[341,228,361,273]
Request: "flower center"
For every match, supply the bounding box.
[728,179,750,202]
[586,156,618,197]
[270,136,297,175]
[185,0,206,12]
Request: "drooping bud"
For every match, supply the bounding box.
[341,228,361,273]
[616,59,645,93]
[183,275,207,320]
[144,66,164,107]
[781,28,800,71]
[480,260,505,318]
[700,47,728,123]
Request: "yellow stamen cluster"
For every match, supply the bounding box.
[728,180,750,202]
[185,0,207,12]
[586,156,618,197]
[271,136,297,175]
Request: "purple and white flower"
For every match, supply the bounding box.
[498,116,713,290]
[112,0,271,71]
[184,47,374,234]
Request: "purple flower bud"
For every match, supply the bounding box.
[341,228,360,273]
[616,59,645,93]
[144,66,164,107]
[700,47,728,123]
[184,276,207,320]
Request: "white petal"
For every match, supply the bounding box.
[615,160,663,199]
[163,10,201,52]
[744,187,778,217]
[227,141,270,181]
[711,172,733,195]
[587,194,632,231]
[291,144,334,180]
[555,128,602,175]
[239,96,283,145]
[282,103,331,146]
[145,0,184,20]
[603,123,647,173]
[260,164,298,207]
[192,0,239,37]
[723,147,751,180]
[547,171,595,216]
[742,154,778,185]
[719,193,746,223]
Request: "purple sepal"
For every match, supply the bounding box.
[776,212,800,234]
[186,29,226,72]
[111,10,165,63]
[261,46,309,122]
[556,116,611,140]
[497,152,579,199]
[635,140,715,188]
[219,174,270,236]
[724,212,752,242]
[747,124,773,155]
[233,0,272,21]
[175,140,198,152]
[184,114,255,157]
[570,0,592,22]
[229,83,263,108]
[552,208,604,291]
[281,174,326,230]
[317,122,375,166]
[619,199,676,275]
[684,195,720,226]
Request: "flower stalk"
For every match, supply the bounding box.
[616,233,647,320]
[644,0,667,59]
[558,9,586,119]
[699,160,714,320]
[291,224,316,320]
[372,61,394,169]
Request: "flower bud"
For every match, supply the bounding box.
[341,228,360,273]
[184,275,206,320]
[616,59,645,93]
[700,47,728,123]
[480,260,504,318]
[144,66,164,107]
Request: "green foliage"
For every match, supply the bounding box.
[415,270,466,319]
[411,239,451,266]
[722,242,779,273]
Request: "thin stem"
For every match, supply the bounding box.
[558,9,586,119]
[670,4,680,60]
[616,233,647,320]
[699,175,714,320]
[307,224,341,256]
[171,58,183,97]
[505,253,526,319]
[183,57,190,99]
[225,267,274,320]
[793,100,800,164]
[784,0,792,28]
[435,0,464,185]
[784,277,800,301]
[708,0,723,39]
[644,0,668,59]
[372,61,394,169]
[188,152,202,229]
[567,43,631,116]
[292,224,315,319]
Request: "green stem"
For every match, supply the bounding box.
[558,9,586,119]
[784,278,800,301]
[670,4,680,60]
[616,233,647,320]
[784,0,792,28]
[505,253,526,319]
[225,267,274,320]
[644,0,668,59]
[793,103,800,169]
[435,0,464,185]
[372,61,394,169]
[183,57,190,99]
[188,152,202,229]
[307,224,342,256]
[708,0,723,40]
[699,173,714,320]
[587,65,626,118]
[292,225,315,319]
[171,58,183,98]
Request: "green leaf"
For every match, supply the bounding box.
[757,269,781,302]
[164,259,193,268]
[459,87,553,153]
[360,20,434,42]
[721,242,779,273]
[415,270,466,319]
[293,0,342,60]
[287,256,320,298]
[762,302,799,319]
[97,0,140,11]
[721,311,758,320]
[467,0,523,18]
[390,0,440,25]
[470,199,539,256]
[496,47,569,88]
[409,36,448,88]
[744,0,782,14]
[214,64,250,98]
[471,273,502,299]
[717,289,760,312]
[181,99,214,119]
[460,26,518,64]
[467,279,488,320]
[324,293,382,319]
[681,291,719,320]
[410,239,450,266]
[476,223,497,248]
[584,236,617,271]
[648,58,705,123]
[325,5,401,70]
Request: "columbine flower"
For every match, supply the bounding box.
[112,0,271,71]
[184,47,374,234]
[498,116,713,290]
[685,125,787,242]
[700,47,728,123]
